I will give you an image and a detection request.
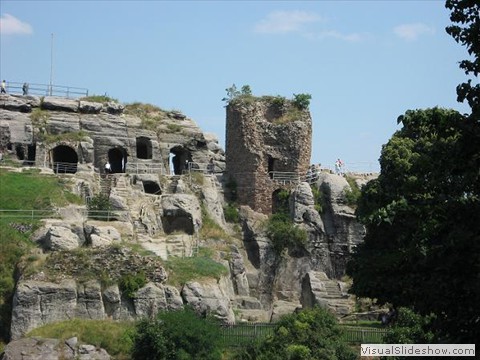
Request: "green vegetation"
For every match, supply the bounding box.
[232,307,356,360]
[29,108,50,127]
[87,194,113,220]
[0,169,81,343]
[346,107,479,342]
[80,95,118,103]
[222,84,254,106]
[292,93,312,110]
[311,186,324,213]
[166,123,183,133]
[132,307,222,360]
[200,205,228,240]
[119,271,147,299]
[28,319,135,359]
[164,248,228,287]
[343,175,361,207]
[124,102,166,130]
[224,203,240,223]
[266,213,307,255]
[383,308,435,347]
[38,130,88,144]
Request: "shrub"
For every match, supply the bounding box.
[343,176,361,207]
[87,194,113,220]
[224,203,240,223]
[266,213,307,255]
[131,307,223,360]
[233,307,356,360]
[383,307,436,346]
[119,272,147,299]
[292,93,312,110]
[311,186,324,213]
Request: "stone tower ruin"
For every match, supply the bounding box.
[225,96,312,214]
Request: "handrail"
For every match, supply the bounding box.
[125,162,166,175]
[3,81,88,98]
[0,209,59,219]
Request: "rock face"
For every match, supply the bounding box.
[1,92,372,342]
[10,280,183,340]
[2,337,111,360]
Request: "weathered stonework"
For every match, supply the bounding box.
[225,98,312,214]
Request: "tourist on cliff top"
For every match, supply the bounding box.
[1,80,6,94]
[22,82,29,96]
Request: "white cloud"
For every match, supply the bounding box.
[317,30,366,42]
[254,10,322,34]
[393,23,434,41]
[0,13,33,35]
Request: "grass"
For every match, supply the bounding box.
[38,130,88,145]
[164,248,228,287]
[200,205,229,240]
[27,319,135,359]
[80,95,118,103]
[0,168,83,343]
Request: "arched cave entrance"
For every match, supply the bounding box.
[143,180,161,195]
[161,209,194,235]
[52,145,78,174]
[27,144,36,164]
[136,137,152,159]
[272,188,290,214]
[169,146,191,175]
[108,147,128,173]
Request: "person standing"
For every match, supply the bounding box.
[1,80,6,94]
[22,82,29,95]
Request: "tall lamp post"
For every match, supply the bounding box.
[49,33,54,96]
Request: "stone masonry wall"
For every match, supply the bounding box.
[225,98,312,214]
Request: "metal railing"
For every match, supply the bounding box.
[3,81,88,98]
[0,209,59,219]
[219,322,389,347]
[269,171,302,184]
[125,162,166,175]
[52,161,78,174]
[340,326,388,343]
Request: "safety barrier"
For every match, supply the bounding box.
[219,322,389,347]
[3,81,88,98]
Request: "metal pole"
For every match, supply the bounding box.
[49,33,54,96]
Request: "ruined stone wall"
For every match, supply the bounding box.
[225,98,312,214]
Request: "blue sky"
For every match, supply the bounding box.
[0,1,470,172]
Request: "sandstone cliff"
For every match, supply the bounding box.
[0,93,370,341]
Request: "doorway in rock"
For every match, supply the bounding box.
[52,145,78,174]
[143,180,161,195]
[169,146,191,175]
[15,144,25,160]
[27,144,36,164]
[161,211,194,235]
[108,147,128,173]
[268,156,279,179]
[136,137,152,159]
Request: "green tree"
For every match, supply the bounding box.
[292,93,312,110]
[131,307,222,360]
[233,307,356,360]
[446,0,480,116]
[347,108,480,343]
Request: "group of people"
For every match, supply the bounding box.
[0,80,29,95]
